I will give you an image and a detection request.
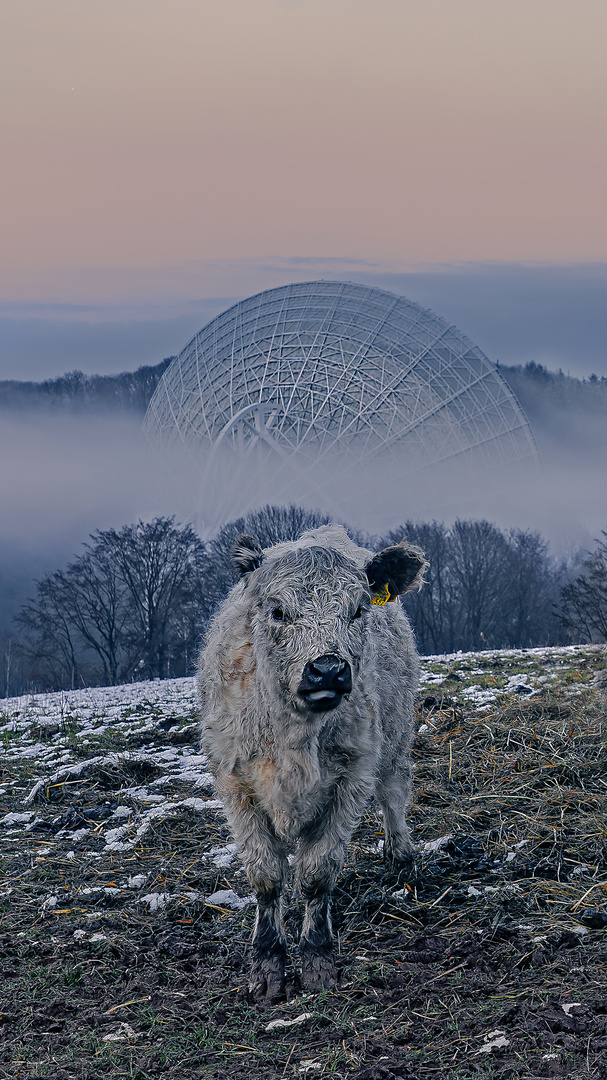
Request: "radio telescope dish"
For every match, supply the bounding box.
[144,281,538,534]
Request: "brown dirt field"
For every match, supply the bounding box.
[1,645,606,1079]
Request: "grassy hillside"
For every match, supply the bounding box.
[1,645,606,1079]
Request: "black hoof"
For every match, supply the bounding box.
[248,952,286,1002]
[383,839,414,868]
[300,946,337,992]
[383,850,417,887]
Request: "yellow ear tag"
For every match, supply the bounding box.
[371,582,393,605]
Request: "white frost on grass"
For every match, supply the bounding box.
[467,884,500,897]
[474,1030,509,1054]
[265,1013,313,1032]
[177,769,215,788]
[206,889,254,909]
[24,752,164,806]
[205,843,238,868]
[127,874,148,889]
[103,796,222,852]
[461,686,497,707]
[1,676,196,727]
[561,1002,583,1016]
[140,889,202,912]
[102,1022,137,1042]
[7,743,50,760]
[181,797,220,812]
[419,834,453,854]
[504,675,535,695]
[1,812,35,824]
[103,825,131,849]
[80,885,122,898]
[65,828,90,842]
[141,892,172,913]
[3,647,601,879]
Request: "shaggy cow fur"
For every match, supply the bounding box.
[197,524,426,1000]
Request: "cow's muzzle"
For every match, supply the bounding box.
[297,654,352,712]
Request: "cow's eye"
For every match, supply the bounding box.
[351,606,363,621]
[271,607,290,623]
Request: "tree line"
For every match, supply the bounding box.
[0,359,172,416]
[4,357,607,426]
[3,507,606,696]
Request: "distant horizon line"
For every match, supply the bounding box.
[2,355,605,392]
[2,258,607,315]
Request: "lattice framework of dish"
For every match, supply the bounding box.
[144,282,538,525]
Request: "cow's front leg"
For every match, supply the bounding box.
[298,871,337,991]
[216,773,288,1001]
[249,877,287,1002]
[295,771,372,991]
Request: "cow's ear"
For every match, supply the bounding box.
[231,534,264,577]
[365,542,427,603]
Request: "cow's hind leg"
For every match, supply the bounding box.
[376,763,415,875]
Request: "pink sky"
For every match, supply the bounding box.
[1,0,607,305]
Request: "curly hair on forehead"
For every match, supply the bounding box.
[257,544,364,589]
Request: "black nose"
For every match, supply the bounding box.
[301,654,353,694]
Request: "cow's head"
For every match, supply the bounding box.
[232,535,426,717]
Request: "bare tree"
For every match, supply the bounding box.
[380,519,565,654]
[97,518,208,680]
[502,529,559,648]
[14,506,572,690]
[381,521,454,654]
[447,520,511,650]
[59,546,135,685]
[16,517,209,689]
[560,532,607,642]
[2,636,12,699]
[17,571,83,690]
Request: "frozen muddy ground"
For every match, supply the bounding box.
[1,644,606,1079]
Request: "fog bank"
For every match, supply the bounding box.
[1,386,605,638]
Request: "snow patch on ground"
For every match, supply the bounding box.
[205,843,238,868]
[206,889,255,909]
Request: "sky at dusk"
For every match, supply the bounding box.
[1,0,607,379]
